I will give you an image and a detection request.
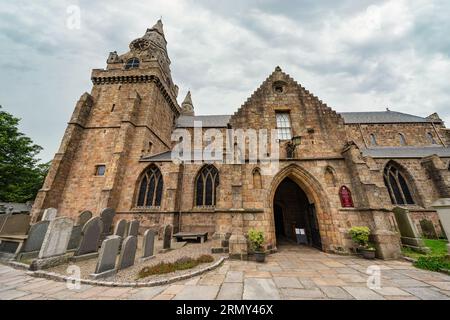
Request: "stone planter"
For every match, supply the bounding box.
[362,248,376,259]
[254,251,266,263]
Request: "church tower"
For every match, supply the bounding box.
[181,91,195,116]
[31,19,181,221]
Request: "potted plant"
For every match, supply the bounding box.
[348,226,376,259]
[248,229,266,263]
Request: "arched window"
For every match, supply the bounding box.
[383,162,415,205]
[252,168,262,189]
[427,132,437,145]
[136,165,163,207]
[125,57,140,70]
[399,133,407,146]
[195,165,219,207]
[369,133,377,146]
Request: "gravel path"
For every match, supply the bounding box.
[47,237,226,283]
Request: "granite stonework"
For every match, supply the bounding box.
[37,217,73,259]
[141,229,156,261]
[91,235,121,279]
[100,208,115,236]
[128,219,140,237]
[73,216,103,259]
[67,225,82,250]
[393,207,429,253]
[41,208,57,221]
[114,219,127,238]
[431,198,450,255]
[29,19,450,260]
[22,221,50,253]
[0,214,30,236]
[118,236,137,270]
[163,224,173,250]
[77,210,93,226]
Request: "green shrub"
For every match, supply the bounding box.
[414,255,450,272]
[247,229,265,252]
[137,254,215,279]
[348,226,371,247]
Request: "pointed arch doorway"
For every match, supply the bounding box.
[273,177,322,249]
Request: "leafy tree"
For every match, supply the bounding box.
[0,106,49,202]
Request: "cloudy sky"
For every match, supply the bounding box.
[1,0,449,162]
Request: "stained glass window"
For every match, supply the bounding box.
[136,165,163,207]
[195,165,219,207]
[383,162,415,205]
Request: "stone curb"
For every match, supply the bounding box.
[7,256,227,288]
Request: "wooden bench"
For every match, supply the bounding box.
[173,232,208,243]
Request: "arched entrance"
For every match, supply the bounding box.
[273,177,322,249]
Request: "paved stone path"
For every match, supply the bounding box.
[1,245,450,300]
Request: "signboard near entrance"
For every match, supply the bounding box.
[295,228,307,244]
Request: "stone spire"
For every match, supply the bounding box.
[150,19,164,36]
[181,91,194,116]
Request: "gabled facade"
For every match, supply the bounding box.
[31,20,450,259]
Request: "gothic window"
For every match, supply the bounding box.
[195,165,219,207]
[136,165,163,207]
[427,132,437,145]
[252,168,262,189]
[399,133,407,146]
[276,112,292,140]
[125,57,140,70]
[369,133,378,146]
[383,163,415,205]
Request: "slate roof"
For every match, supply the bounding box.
[175,111,438,128]
[339,111,435,124]
[176,115,232,128]
[361,146,450,158]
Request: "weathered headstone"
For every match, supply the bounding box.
[91,235,121,279]
[118,236,137,270]
[163,224,173,249]
[142,229,155,260]
[393,207,428,253]
[77,210,93,227]
[431,198,450,255]
[0,214,30,235]
[67,225,82,250]
[99,208,115,236]
[38,217,74,259]
[128,219,140,237]
[113,219,127,238]
[41,208,57,221]
[22,221,50,253]
[420,219,438,239]
[74,217,103,257]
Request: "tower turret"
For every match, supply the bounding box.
[181,91,195,116]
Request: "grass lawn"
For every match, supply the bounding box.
[402,238,450,272]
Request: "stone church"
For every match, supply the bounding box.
[31,20,450,259]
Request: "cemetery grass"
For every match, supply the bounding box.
[137,254,214,279]
[402,239,450,272]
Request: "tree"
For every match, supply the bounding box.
[0,106,49,202]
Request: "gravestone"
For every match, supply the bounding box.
[22,221,50,253]
[393,207,428,252]
[38,217,74,259]
[74,217,103,257]
[67,225,82,250]
[431,198,450,255]
[128,219,140,237]
[0,214,30,235]
[42,208,57,221]
[113,219,127,238]
[118,236,137,270]
[419,219,438,239]
[91,235,121,279]
[77,211,92,227]
[163,224,173,249]
[99,208,115,236]
[142,229,156,260]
